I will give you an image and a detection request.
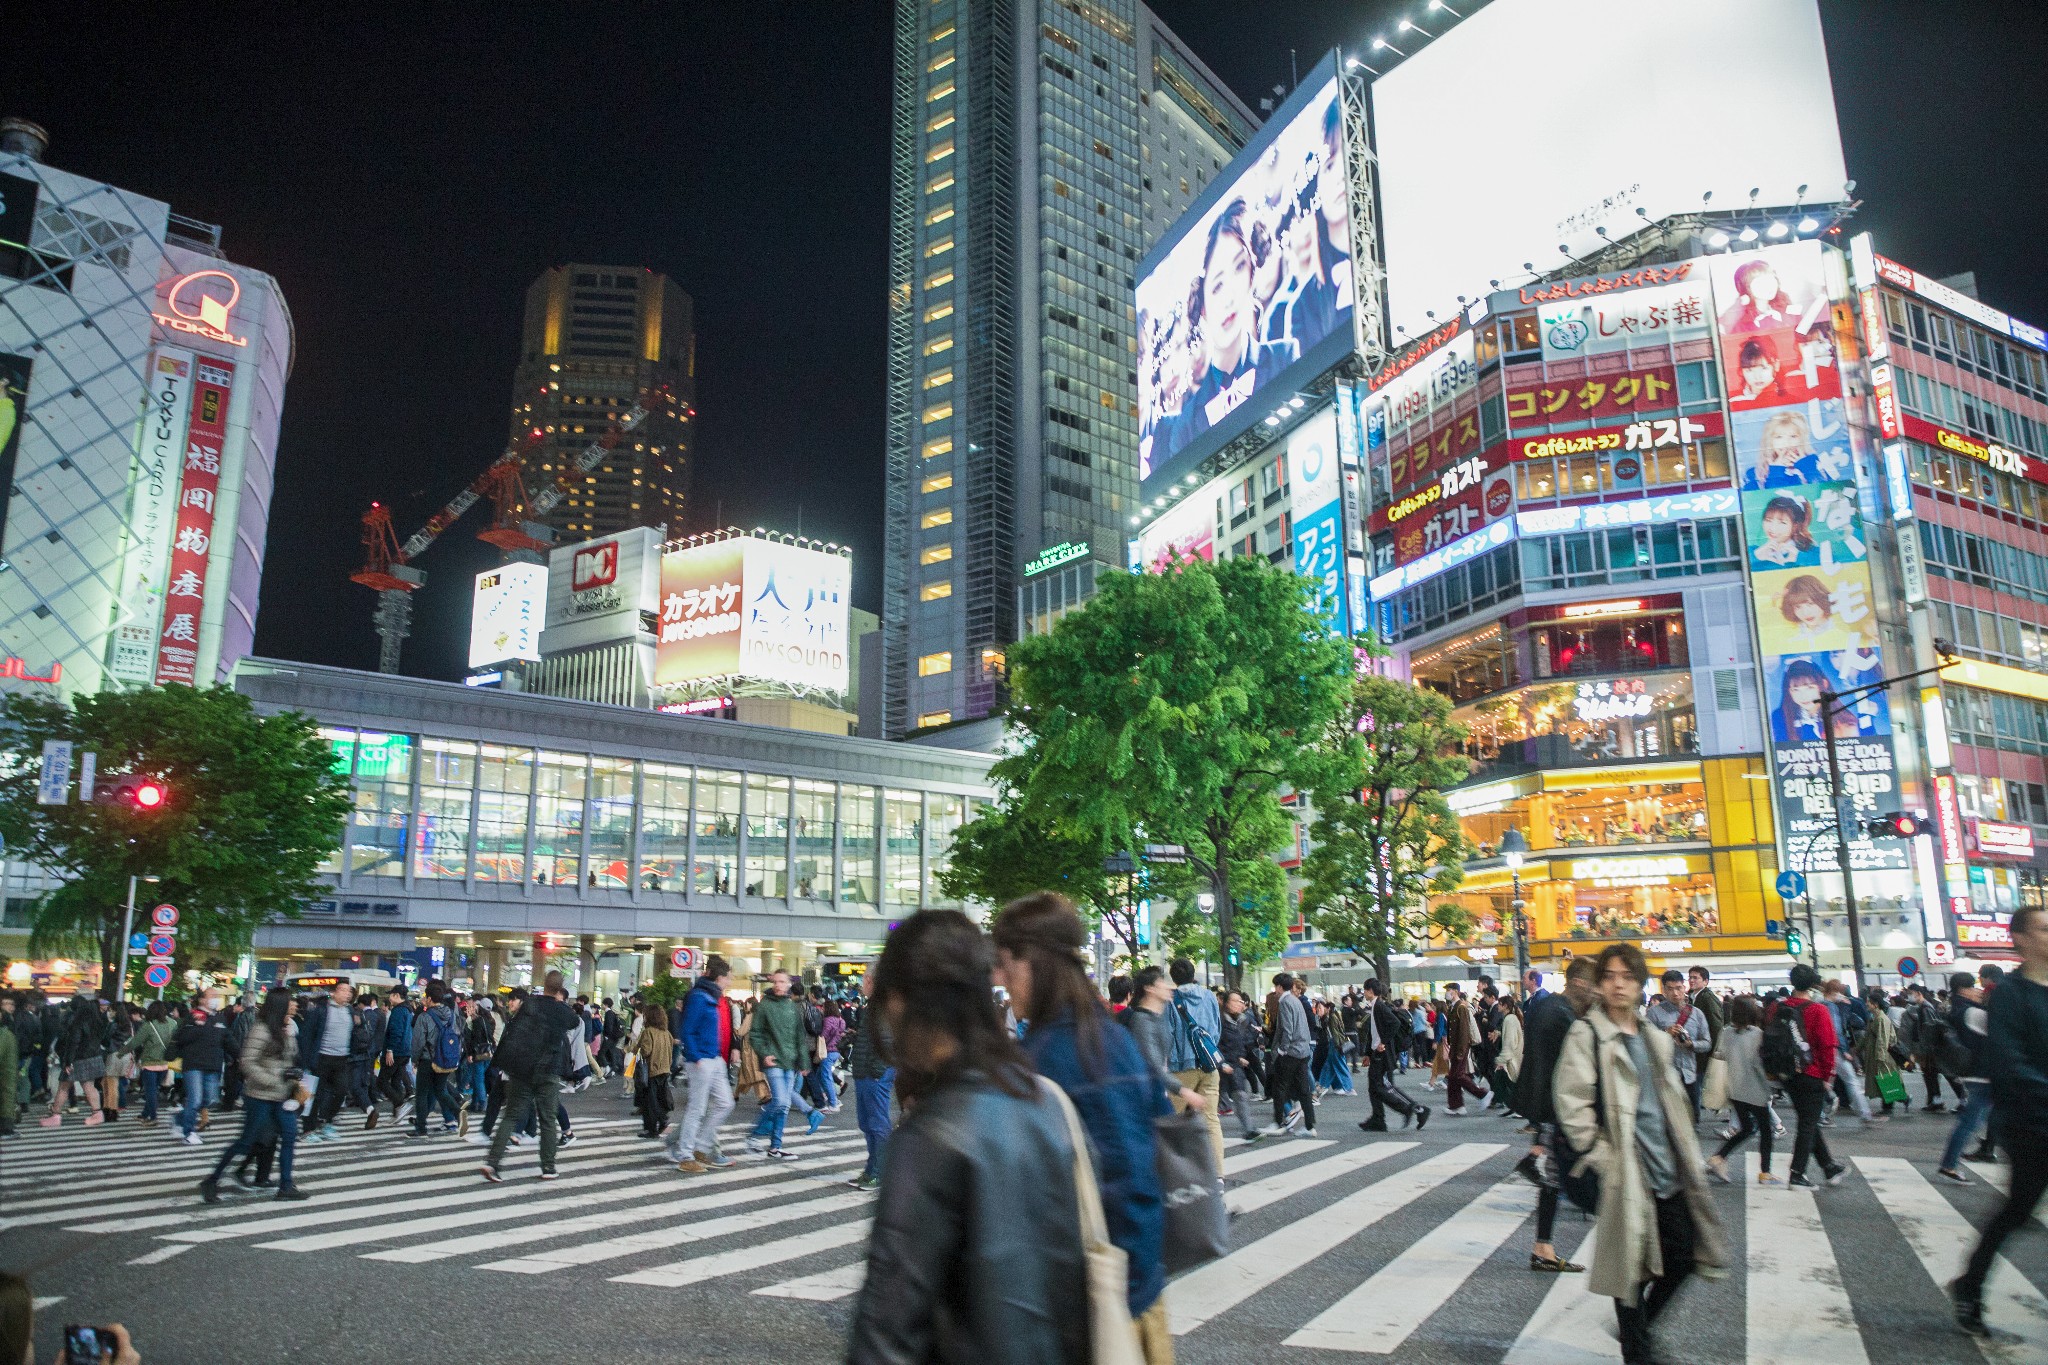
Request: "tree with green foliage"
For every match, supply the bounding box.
[933,798,1144,956]
[1301,670,1478,987]
[999,554,1350,985]
[0,685,353,989]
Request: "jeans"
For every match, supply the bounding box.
[411,1066,458,1133]
[140,1068,166,1121]
[487,1074,561,1173]
[673,1057,735,1161]
[1614,1193,1698,1364]
[1368,1049,1420,1126]
[854,1072,895,1179]
[178,1069,222,1136]
[1786,1073,1836,1180]
[751,1066,810,1147]
[1957,1137,2048,1301]
[1832,1054,1870,1120]
[812,1050,841,1109]
[1940,1080,1993,1171]
[1715,1100,1775,1174]
[464,1060,491,1110]
[210,1097,298,1189]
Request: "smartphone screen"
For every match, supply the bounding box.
[63,1325,109,1362]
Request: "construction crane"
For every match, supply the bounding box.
[349,404,651,673]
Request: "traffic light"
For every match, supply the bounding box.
[1223,933,1242,970]
[1865,813,1932,840]
[1785,926,1805,958]
[94,774,167,811]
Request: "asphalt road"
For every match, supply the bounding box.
[4,1074,2043,1363]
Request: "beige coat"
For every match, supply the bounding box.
[1555,1009,1729,1305]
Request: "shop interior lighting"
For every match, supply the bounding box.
[1739,225,1759,242]
[1767,221,1790,239]
[1707,230,1731,248]
[1798,216,1820,233]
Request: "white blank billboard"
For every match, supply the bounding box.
[1372,0,1847,338]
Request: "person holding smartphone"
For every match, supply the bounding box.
[0,1271,142,1364]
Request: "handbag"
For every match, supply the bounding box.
[1876,1066,1909,1107]
[623,1053,639,1080]
[1042,1079,1146,1365]
[1700,1054,1730,1113]
[1154,1109,1229,1272]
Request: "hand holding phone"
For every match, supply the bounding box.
[63,1322,139,1364]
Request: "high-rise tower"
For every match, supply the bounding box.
[509,265,694,541]
[879,1,1254,736]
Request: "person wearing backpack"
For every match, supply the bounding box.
[1936,971,1995,1184]
[1899,982,1961,1112]
[379,987,415,1121]
[481,970,576,1181]
[1554,944,1727,1365]
[1769,963,1848,1189]
[409,981,465,1137]
[1164,957,1225,1168]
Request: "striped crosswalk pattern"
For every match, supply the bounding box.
[6,1101,2047,1360]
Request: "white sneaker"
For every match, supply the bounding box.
[466,1133,492,1146]
[183,1132,202,1146]
[1303,1128,1318,1138]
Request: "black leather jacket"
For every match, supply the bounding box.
[846,1070,1089,1365]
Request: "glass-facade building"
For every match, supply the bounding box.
[879,0,1253,737]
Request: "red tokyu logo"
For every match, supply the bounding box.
[572,542,619,591]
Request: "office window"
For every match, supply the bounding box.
[925,204,956,226]
[793,779,834,901]
[930,23,955,41]
[532,751,588,887]
[927,80,954,102]
[348,732,414,880]
[745,773,790,899]
[924,269,954,290]
[926,112,956,133]
[316,727,355,875]
[924,237,954,257]
[920,651,954,676]
[927,51,955,73]
[924,302,954,323]
[926,793,969,908]
[921,581,954,601]
[922,472,954,493]
[922,402,954,425]
[841,784,879,903]
[887,790,925,904]
[926,140,955,164]
[922,507,954,528]
[923,335,954,357]
[924,368,954,389]
[474,744,533,884]
[638,762,690,892]
[586,756,634,890]
[922,436,954,457]
[917,711,952,729]
[926,173,955,194]
[693,768,741,896]
[921,543,954,565]
[413,738,476,881]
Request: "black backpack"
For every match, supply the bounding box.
[1928,1014,1973,1077]
[1759,1004,1811,1081]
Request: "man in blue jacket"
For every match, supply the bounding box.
[670,957,738,1172]
[379,987,414,1122]
[1166,957,1224,1168]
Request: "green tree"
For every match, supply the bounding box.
[999,554,1350,985]
[1301,671,1478,987]
[0,685,353,988]
[935,798,1148,961]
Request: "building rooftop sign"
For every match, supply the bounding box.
[1023,541,1091,577]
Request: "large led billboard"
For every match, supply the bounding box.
[655,535,852,694]
[1372,0,1847,338]
[1138,50,1355,500]
[469,562,547,670]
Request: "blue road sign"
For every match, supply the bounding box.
[143,964,172,989]
[1897,956,1920,978]
[1775,870,1807,901]
[129,933,148,951]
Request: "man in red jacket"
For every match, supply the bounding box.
[1780,963,1848,1189]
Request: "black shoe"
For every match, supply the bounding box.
[1922,1103,1946,1113]
[1358,1119,1388,1132]
[1513,1152,1545,1188]
[1415,1107,1430,1131]
[1969,1145,1996,1163]
[1788,1173,1818,1188]
[233,1169,256,1188]
[1822,1162,1847,1187]
[274,1185,309,1201]
[198,1176,220,1204]
[1949,1279,1990,1337]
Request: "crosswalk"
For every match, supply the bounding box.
[5,1103,2045,1361]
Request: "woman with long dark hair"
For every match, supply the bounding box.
[991,893,1173,1361]
[200,986,306,1203]
[845,910,1089,1364]
[125,999,176,1126]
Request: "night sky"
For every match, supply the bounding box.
[7,1,2045,682]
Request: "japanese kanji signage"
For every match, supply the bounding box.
[1505,365,1678,428]
[154,355,234,685]
[655,535,851,693]
[1536,275,1713,362]
[1286,409,1349,637]
[109,347,195,685]
[1715,240,1906,874]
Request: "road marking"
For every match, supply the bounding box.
[1965,1161,2048,1231]
[125,1245,192,1266]
[1857,1156,2048,1361]
[1219,1138,1332,1177]
[1166,1143,1505,1336]
[30,1298,63,1311]
[753,1261,867,1301]
[1228,1142,1414,1216]
[1746,1152,1869,1364]
[1503,1225,1620,1365]
[1286,1177,1532,1353]
[478,1187,873,1274]
[610,1219,873,1287]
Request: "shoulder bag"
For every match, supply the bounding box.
[1042,1079,1146,1365]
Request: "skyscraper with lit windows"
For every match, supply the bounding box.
[879,0,1254,737]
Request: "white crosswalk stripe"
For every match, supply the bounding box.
[1856,1157,2048,1358]
[1966,1160,2048,1231]
[1504,1225,1620,1365]
[1744,1152,1870,1365]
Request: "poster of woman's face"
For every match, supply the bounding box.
[1735,398,1854,490]
[1741,482,1866,571]
[1755,562,1880,658]
[1766,652,1893,744]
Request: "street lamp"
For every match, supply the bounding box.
[1500,828,1530,992]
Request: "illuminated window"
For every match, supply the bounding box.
[924,302,954,323]
[930,23,955,41]
[926,173,955,194]
[919,651,954,676]
[924,369,954,389]
[921,543,953,565]
[981,648,1004,673]
[926,140,955,164]
[922,402,954,425]
[918,710,954,728]
[927,81,954,102]
[926,113,955,133]
[924,269,954,290]
[925,205,955,226]
[924,237,954,257]
[923,335,954,356]
[928,51,955,72]
[922,436,954,458]
[921,508,954,529]
[920,581,953,601]
[921,472,954,493]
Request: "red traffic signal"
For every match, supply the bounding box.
[94,774,169,812]
[1866,813,1931,839]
